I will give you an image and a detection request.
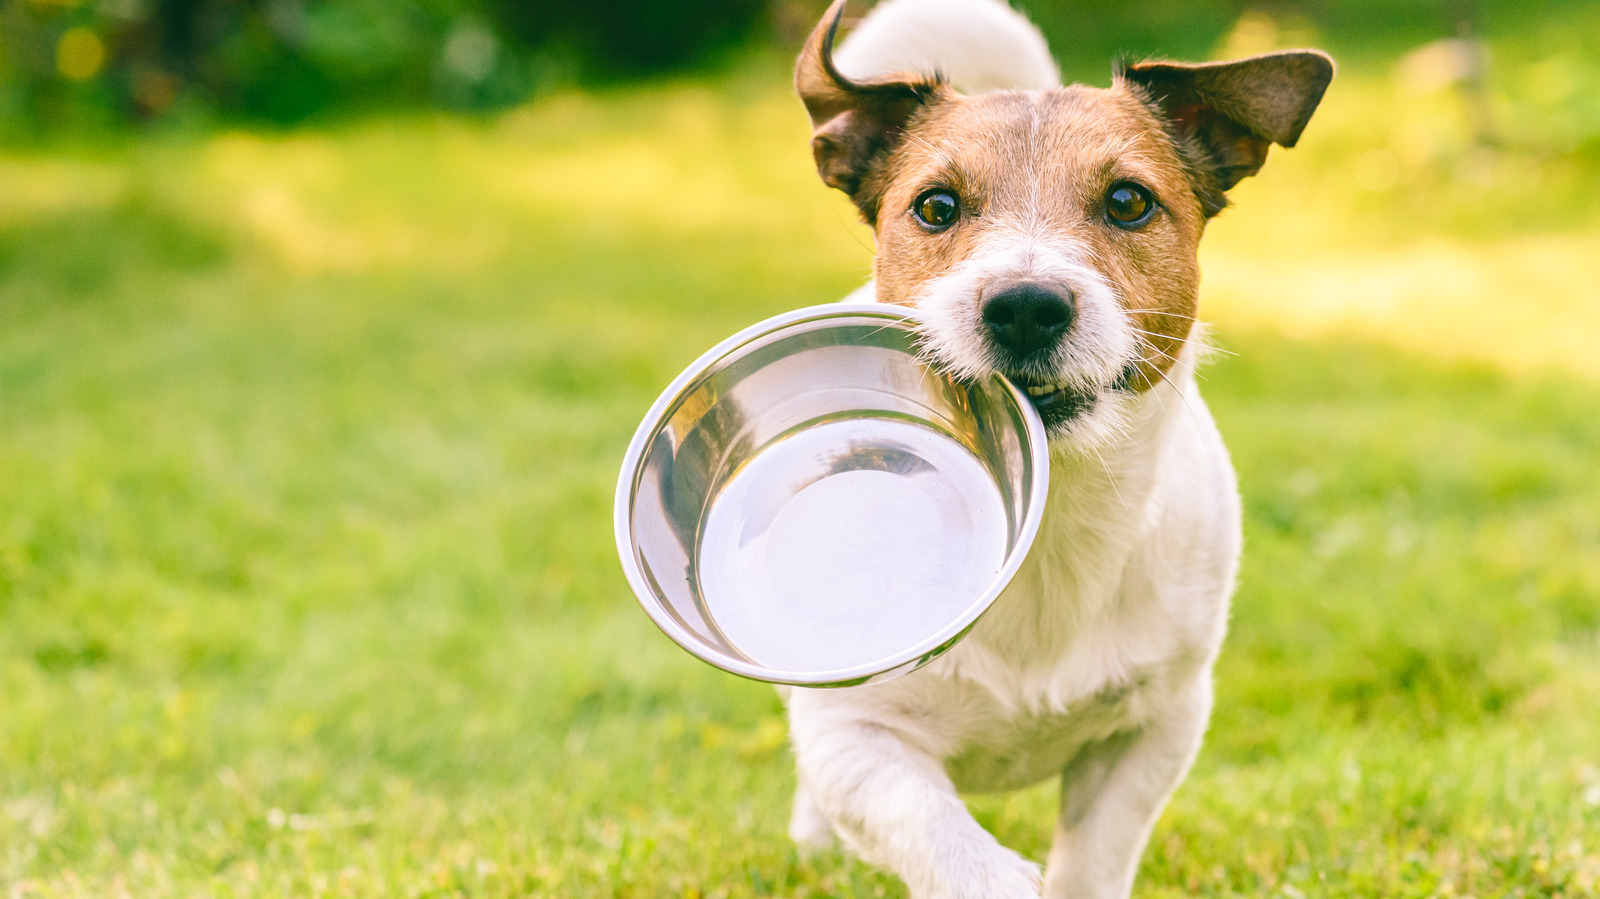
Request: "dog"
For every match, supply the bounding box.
[778,1,1333,897]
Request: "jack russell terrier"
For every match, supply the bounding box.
[777,1,1333,896]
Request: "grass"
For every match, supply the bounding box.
[3,7,1600,896]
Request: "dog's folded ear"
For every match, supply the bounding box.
[1121,51,1334,216]
[796,0,952,224]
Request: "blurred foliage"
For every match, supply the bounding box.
[0,0,774,130]
[3,0,1599,135]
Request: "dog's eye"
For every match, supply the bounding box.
[912,189,960,230]
[1105,183,1156,229]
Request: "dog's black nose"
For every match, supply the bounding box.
[982,283,1075,358]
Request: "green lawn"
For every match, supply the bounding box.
[3,14,1599,897]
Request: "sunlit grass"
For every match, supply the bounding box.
[1,20,1597,897]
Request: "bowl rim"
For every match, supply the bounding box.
[613,301,1051,687]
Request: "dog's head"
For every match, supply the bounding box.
[797,0,1332,445]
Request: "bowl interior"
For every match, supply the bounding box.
[617,306,1046,686]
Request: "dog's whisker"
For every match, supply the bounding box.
[1121,317,1239,361]
[1122,309,1198,321]
[1088,444,1129,511]
[859,321,906,342]
[1129,350,1174,418]
[1146,351,1209,435]
[1130,325,1239,359]
[1131,334,1180,367]
[1128,329,1223,371]
[1137,334,1211,384]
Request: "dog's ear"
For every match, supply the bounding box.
[1121,50,1334,217]
[796,0,952,224]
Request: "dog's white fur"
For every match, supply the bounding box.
[832,0,1060,93]
[783,3,1243,897]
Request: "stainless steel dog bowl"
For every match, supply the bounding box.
[614,303,1049,687]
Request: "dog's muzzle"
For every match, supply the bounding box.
[979,280,1107,431]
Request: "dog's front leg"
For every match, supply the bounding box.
[1042,676,1212,899]
[788,699,1042,899]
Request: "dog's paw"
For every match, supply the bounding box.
[986,852,1045,899]
[923,848,1042,899]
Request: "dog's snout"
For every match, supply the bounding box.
[981,283,1075,358]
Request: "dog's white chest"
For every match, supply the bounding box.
[944,685,1138,794]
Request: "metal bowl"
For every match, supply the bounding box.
[614,303,1049,687]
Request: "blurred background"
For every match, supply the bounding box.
[1,0,1597,895]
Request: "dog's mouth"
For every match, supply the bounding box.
[1006,364,1140,433]
[1008,376,1099,431]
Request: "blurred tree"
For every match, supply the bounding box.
[0,0,775,131]
[0,0,1570,133]
[489,0,771,80]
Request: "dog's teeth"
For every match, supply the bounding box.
[1026,385,1056,397]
